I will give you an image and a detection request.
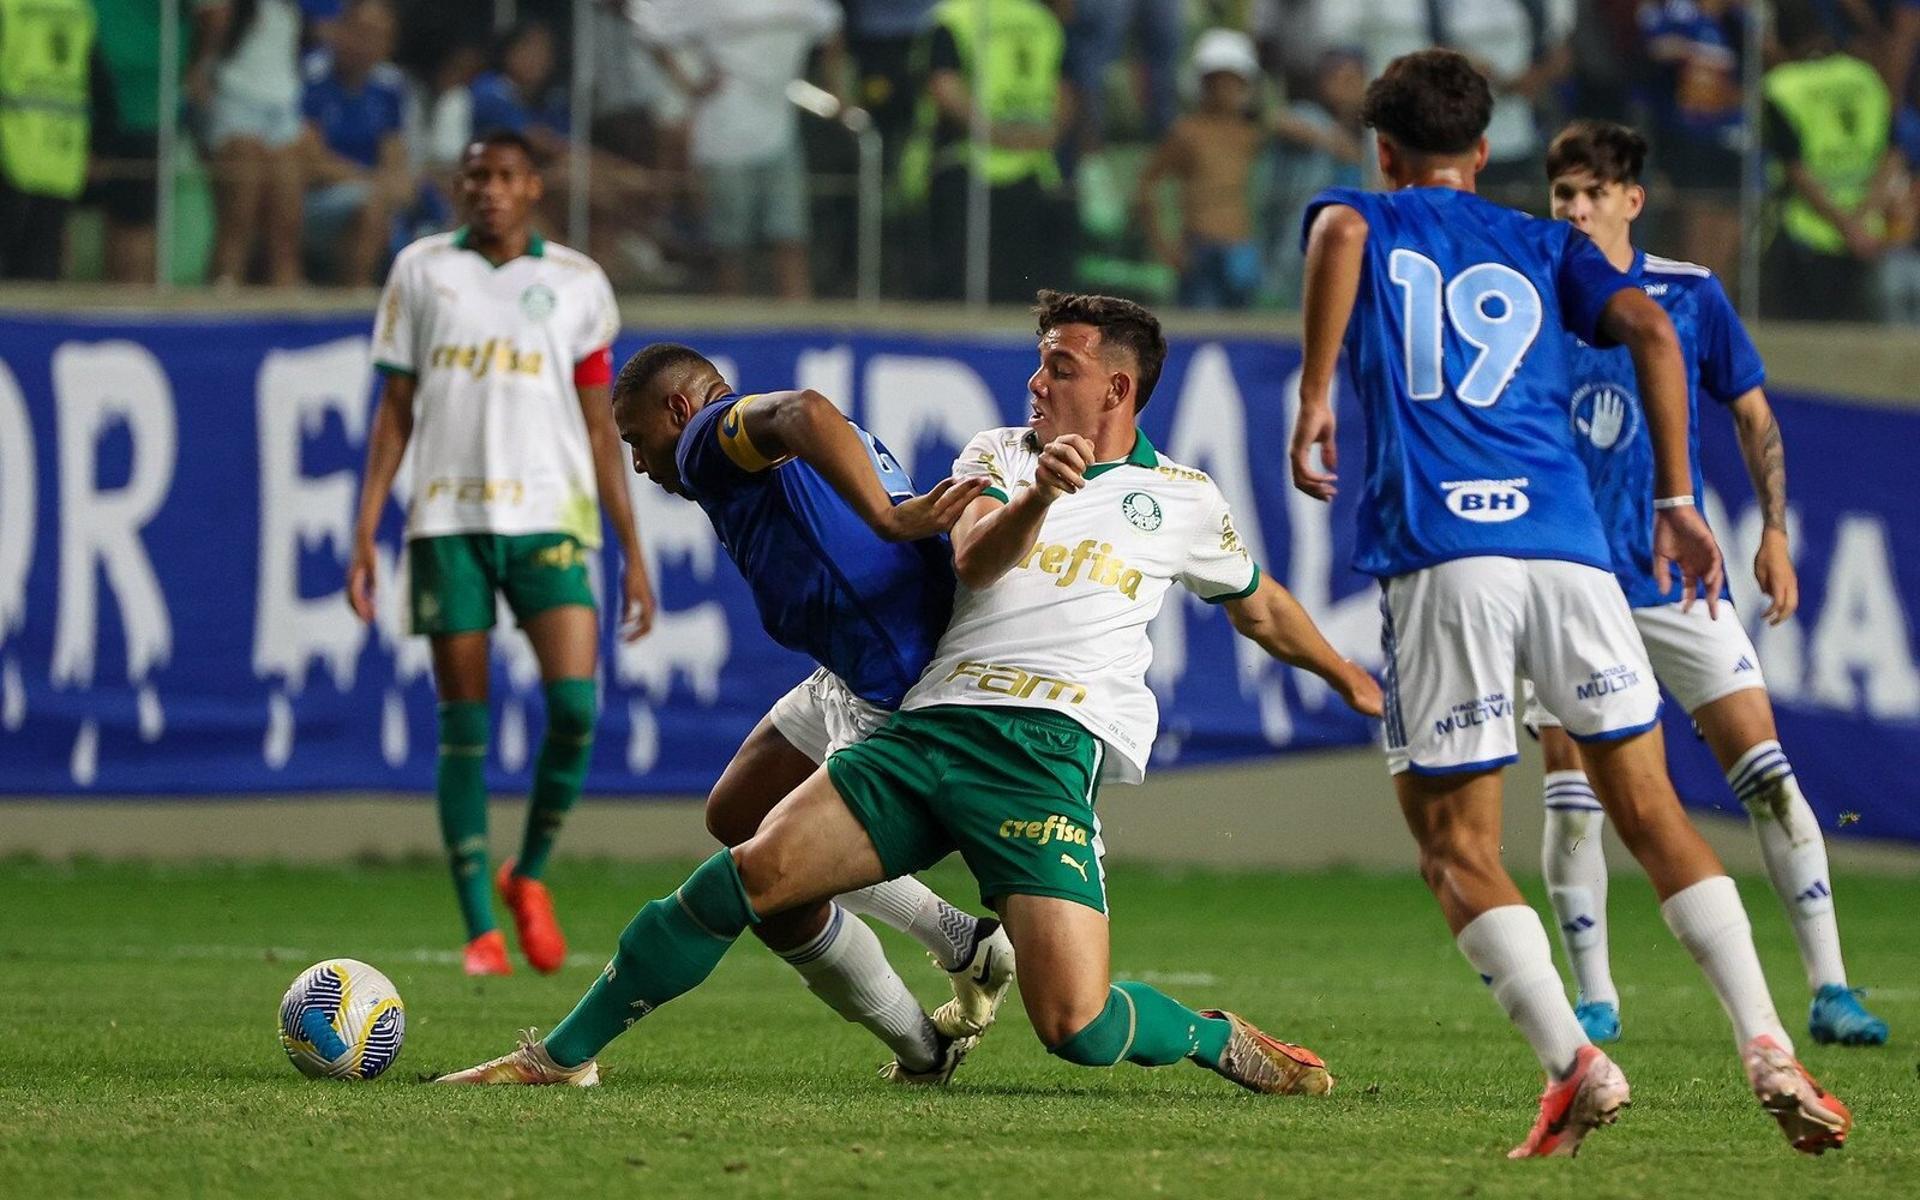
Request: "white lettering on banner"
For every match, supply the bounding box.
[1809,516,1920,718]
[51,342,177,782]
[615,471,730,774]
[859,355,1001,485]
[0,361,35,734]
[254,339,373,700]
[798,345,854,413]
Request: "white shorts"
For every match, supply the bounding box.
[1524,598,1766,730]
[1380,557,1661,775]
[767,667,891,765]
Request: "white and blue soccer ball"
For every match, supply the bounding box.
[278,958,407,1080]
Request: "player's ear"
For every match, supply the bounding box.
[1472,137,1489,174]
[1107,370,1132,413]
[1625,183,1646,221]
[1374,134,1394,181]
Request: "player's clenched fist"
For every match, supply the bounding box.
[1334,661,1384,718]
[1033,434,1095,502]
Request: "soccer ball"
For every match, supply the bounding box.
[278,958,407,1080]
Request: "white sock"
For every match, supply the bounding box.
[777,904,941,1070]
[1660,875,1792,1052]
[1727,741,1848,990]
[1541,770,1618,1008]
[1456,905,1591,1079]
[838,877,979,971]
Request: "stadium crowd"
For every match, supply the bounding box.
[1,0,1914,319]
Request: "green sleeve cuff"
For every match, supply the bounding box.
[374,360,416,378]
[980,486,1009,504]
[1200,563,1261,604]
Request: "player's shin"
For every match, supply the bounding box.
[1049,982,1230,1068]
[1727,741,1846,990]
[517,678,596,880]
[1542,770,1619,1008]
[775,902,941,1071]
[1660,875,1792,1050]
[436,700,494,938]
[543,850,759,1066]
[837,877,980,970]
[1456,906,1591,1079]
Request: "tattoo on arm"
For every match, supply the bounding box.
[1746,410,1788,532]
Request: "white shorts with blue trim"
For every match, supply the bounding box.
[1523,598,1767,730]
[768,667,890,765]
[1380,557,1660,776]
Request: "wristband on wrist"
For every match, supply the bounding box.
[1653,495,1695,510]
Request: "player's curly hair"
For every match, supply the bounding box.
[1032,290,1168,410]
[613,342,716,405]
[1545,120,1649,186]
[1360,49,1492,156]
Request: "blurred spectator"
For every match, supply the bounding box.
[192,0,338,286]
[1763,0,1899,321]
[0,0,99,281]
[470,20,570,158]
[1879,104,1920,321]
[1261,47,1368,308]
[409,40,486,173]
[1563,0,1643,124]
[87,0,178,283]
[588,0,690,289]
[845,0,939,172]
[1137,30,1267,309]
[1063,0,1184,168]
[1638,0,1749,284]
[645,0,845,300]
[911,0,1072,302]
[1315,0,1572,204]
[299,0,410,285]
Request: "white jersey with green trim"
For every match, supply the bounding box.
[373,229,619,547]
[902,426,1260,784]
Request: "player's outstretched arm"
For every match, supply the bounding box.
[1224,575,1382,717]
[1599,287,1724,615]
[1728,386,1798,624]
[1291,204,1367,501]
[346,371,417,625]
[742,388,988,542]
[579,380,655,641]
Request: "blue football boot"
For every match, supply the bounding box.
[1808,985,1889,1046]
[1575,999,1621,1044]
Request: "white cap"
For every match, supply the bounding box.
[1191,28,1259,83]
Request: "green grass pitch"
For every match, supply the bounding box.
[0,858,1914,1198]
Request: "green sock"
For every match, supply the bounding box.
[545,850,760,1066]
[437,700,493,939]
[516,678,596,880]
[1049,981,1232,1068]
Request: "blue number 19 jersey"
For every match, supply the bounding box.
[1304,187,1637,578]
[1567,252,1764,608]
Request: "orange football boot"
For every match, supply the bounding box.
[1508,1045,1630,1158]
[496,859,568,974]
[1744,1034,1852,1154]
[463,929,512,976]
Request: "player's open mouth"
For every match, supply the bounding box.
[1029,405,1045,424]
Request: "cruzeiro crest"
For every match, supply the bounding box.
[1121,491,1163,531]
[519,283,557,321]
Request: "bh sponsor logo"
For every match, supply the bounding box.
[1575,665,1640,700]
[1434,691,1512,738]
[1442,478,1530,523]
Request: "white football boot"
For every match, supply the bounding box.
[932,919,1016,1039]
[434,1029,601,1087]
[879,1030,979,1085]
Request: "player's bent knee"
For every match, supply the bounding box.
[543,678,597,741]
[703,790,759,848]
[1045,989,1130,1066]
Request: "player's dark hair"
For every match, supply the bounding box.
[1360,49,1492,156]
[613,343,716,407]
[465,128,540,167]
[1032,290,1168,410]
[1545,120,1649,186]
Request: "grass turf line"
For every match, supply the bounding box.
[0,860,1914,1198]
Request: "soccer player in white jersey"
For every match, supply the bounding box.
[1291,51,1851,1156]
[1525,120,1887,1049]
[438,292,1383,1095]
[347,131,654,977]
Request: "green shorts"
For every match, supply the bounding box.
[408,533,595,636]
[827,704,1108,913]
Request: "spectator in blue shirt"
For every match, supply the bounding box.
[470,21,572,158]
[1636,0,1748,284]
[300,0,410,284]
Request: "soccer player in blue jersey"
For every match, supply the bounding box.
[1524,120,1888,1050]
[1290,51,1852,1157]
[593,343,1010,1082]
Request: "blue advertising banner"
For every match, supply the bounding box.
[0,313,1914,842]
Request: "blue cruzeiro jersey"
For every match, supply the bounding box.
[1304,187,1638,578]
[1566,251,1764,608]
[675,393,955,709]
